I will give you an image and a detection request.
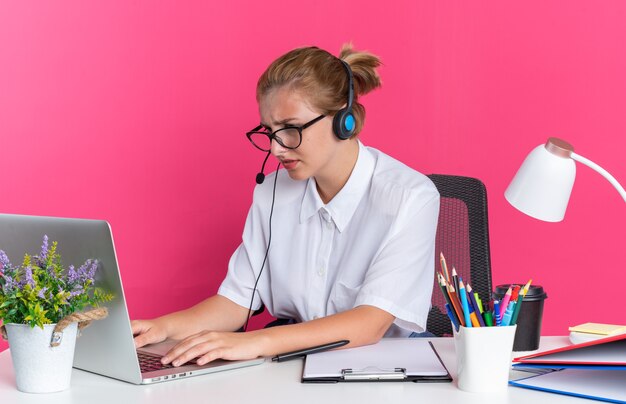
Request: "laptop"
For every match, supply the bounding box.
[0,213,265,384]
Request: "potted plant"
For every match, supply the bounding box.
[0,235,112,393]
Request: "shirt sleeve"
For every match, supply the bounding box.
[353,191,440,334]
[217,199,267,311]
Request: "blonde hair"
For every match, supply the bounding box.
[256,43,382,137]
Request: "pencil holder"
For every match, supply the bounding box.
[453,325,516,393]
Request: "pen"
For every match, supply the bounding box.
[494,300,502,326]
[272,340,350,362]
[483,310,494,327]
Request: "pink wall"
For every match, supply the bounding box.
[1,1,625,351]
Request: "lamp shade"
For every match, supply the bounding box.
[505,142,576,222]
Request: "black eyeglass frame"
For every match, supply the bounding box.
[246,114,326,152]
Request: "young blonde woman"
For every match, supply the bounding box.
[132,44,439,367]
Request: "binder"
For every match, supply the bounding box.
[513,332,626,366]
[302,338,452,383]
[509,369,626,404]
[509,333,626,403]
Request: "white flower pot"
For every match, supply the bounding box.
[5,322,78,393]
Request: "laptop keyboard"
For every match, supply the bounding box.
[138,351,204,373]
[138,351,174,373]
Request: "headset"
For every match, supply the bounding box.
[332,60,356,140]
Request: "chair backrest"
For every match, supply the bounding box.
[426,174,493,336]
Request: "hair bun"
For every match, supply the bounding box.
[339,43,382,97]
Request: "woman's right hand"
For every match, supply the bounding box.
[131,319,169,348]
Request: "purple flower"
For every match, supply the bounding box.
[68,265,78,284]
[2,273,17,292]
[39,235,49,261]
[69,287,84,298]
[0,250,10,271]
[87,259,99,281]
[73,259,98,285]
[37,287,48,299]
[20,266,35,289]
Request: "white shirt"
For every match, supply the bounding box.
[218,142,440,337]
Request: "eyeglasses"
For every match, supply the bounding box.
[246,115,326,152]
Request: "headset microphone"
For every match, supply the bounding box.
[256,151,271,184]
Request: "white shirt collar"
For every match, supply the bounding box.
[299,141,375,232]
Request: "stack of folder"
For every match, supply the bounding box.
[510,333,626,403]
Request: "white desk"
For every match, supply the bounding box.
[0,337,586,404]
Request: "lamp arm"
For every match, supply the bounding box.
[571,152,626,202]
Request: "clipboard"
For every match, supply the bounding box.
[302,338,452,383]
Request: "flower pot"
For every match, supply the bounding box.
[5,322,78,393]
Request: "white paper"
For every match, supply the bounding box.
[303,338,448,378]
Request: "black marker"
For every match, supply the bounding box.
[272,340,350,362]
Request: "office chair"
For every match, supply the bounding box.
[426,174,493,337]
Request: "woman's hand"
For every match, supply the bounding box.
[131,319,169,348]
[161,330,267,366]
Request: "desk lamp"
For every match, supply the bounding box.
[505,137,626,222]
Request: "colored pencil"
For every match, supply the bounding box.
[451,267,460,294]
[439,252,451,284]
[474,292,484,314]
[501,301,516,326]
[437,273,460,326]
[511,285,521,302]
[466,283,486,327]
[511,279,533,325]
[499,286,513,319]
[469,310,481,327]
[446,283,466,327]
[445,303,460,331]
[459,280,472,328]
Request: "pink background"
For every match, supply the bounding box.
[1,1,625,352]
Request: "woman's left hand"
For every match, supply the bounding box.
[161,330,267,366]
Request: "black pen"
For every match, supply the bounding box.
[271,339,350,362]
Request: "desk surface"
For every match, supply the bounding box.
[0,336,586,404]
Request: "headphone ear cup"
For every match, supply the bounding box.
[332,108,355,140]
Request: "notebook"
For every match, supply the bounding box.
[0,213,264,385]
